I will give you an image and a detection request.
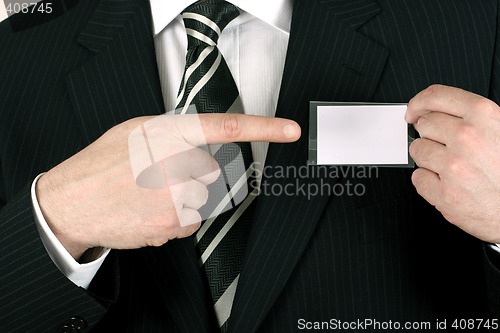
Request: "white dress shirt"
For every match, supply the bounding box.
[32,0,292,289]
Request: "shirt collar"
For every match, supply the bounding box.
[149,0,292,36]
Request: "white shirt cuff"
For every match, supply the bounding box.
[31,174,110,289]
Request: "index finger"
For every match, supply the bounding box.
[180,113,301,146]
[405,84,484,124]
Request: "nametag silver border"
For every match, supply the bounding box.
[308,102,415,168]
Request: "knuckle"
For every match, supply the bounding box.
[146,222,172,246]
[474,98,499,116]
[192,195,207,210]
[265,118,279,141]
[200,166,221,185]
[122,116,145,130]
[141,196,186,247]
[407,96,417,110]
[181,222,202,238]
[179,212,202,237]
[222,115,242,140]
[188,222,202,234]
[445,155,464,178]
[170,184,187,204]
[191,211,202,224]
[423,84,442,98]
[189,212,202,227]
[456,124,477,145]
[209,156,221,177]
[150,237,168,247]
[201,186,209,205]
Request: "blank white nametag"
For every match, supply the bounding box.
[309,103,414,167]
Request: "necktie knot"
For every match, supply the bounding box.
[182,0,240,47]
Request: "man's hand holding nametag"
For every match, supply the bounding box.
[406,84,500,243]
[36,114,300,260]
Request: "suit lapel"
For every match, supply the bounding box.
[66,0,165,145]
[230,0,388,332]
[66,1,214,331]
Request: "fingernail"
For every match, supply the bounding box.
[404,107,411,123]
[283,123,300,139]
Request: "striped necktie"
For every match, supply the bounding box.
[175,1,258,331]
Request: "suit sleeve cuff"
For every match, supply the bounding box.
[31,173,110,289]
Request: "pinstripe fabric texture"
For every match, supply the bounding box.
[1,0,500,332]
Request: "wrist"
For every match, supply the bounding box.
[36,172,90,260]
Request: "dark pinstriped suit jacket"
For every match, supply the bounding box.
[2,0,500,332]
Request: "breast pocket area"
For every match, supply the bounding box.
[355,197,417,244]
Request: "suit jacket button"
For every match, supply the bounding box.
[68,317,87,329]
[60,325,78,333]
